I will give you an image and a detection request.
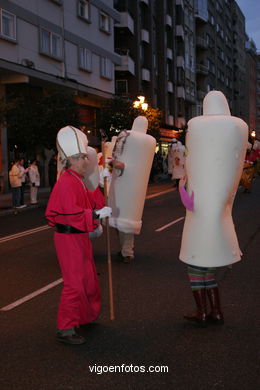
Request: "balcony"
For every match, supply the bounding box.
[176,25,184,40]
[117,12,134,34]
[166,14,172,27]
[196,63,209,75]
[167,48,173,60]
[115,54,135,75]
[196,36,208,49]
[141,29,150,43]
[177,56,185,68]
[142,68,150,81]
[194,0,208,22]
[177,87,185,99]
[168,81,173,93]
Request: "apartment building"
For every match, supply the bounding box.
[114,0,196,146]
[0,0,120,191]
[231,0,246,119]
[245,38,257,135]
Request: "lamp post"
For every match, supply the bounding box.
[133,95,148,111]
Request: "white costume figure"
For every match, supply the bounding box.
[179,91,248,268]
[171,141,185,182]
[83,146,100,191]
[28,161,40,204]
[97,136,117,190]
[108,116,156,234]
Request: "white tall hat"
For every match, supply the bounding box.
[57,126,88,160]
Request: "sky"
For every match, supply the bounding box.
[236,0,260,51]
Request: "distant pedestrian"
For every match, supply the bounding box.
[9,159,25,209]
[28,159,40,204]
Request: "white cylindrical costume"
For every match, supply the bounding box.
[179,91,248,267]
[108,116,156,234]
[83,146,100,191]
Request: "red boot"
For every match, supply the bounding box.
[206,287,224,325]
[184,289,208,327]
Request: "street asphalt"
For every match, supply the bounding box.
[0,177,259,390]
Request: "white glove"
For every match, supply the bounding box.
[95,206,112,218]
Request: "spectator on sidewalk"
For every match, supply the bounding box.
[18,158,29,207]
[28,159,40,204]
[9,159,25,209]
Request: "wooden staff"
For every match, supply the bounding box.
[101,137,115,320]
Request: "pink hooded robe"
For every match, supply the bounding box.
[45,169,105,330]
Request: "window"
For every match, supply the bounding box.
[0,9,16,40]
[100,57,112,79]
[79,47,92,72]
[116,80,128,94]
[40,28,62,59]
[78,0,90,21]
[100,11,110,33]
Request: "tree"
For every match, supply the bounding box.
[98,96,162,140]
[3,92,80,151]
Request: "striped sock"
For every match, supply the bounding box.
[188,265,217,291]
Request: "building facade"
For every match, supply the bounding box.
[0,0,121,191]
[245,38,257,136]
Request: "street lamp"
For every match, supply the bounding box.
[133,95,148,111]
[251,130,256,139]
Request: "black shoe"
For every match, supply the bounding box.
[56,332,86,345]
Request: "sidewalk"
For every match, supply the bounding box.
[0,177,174,217]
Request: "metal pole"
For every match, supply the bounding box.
[101,137,115,320]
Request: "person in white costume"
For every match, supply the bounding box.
[108,116,156,263]
[171,141,185,188]
[28,159,40,204]
[179,91,248,327]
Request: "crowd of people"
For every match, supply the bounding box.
[8,158,40,209]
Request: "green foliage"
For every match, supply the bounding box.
[98,96,162,140]
[3,93,80,151]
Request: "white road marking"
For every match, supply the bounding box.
[0,186,176,311]
[155,217,185,232]
[0,278,63,311]
[0,225,51,243]
[146,188,175,199]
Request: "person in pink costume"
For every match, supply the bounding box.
[46,126,112,345]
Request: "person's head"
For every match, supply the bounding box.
[64,153,89,176]
[14,158,20,166]
[57,125,89,175]
[19,158,25,166]
[31,159,37,166]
